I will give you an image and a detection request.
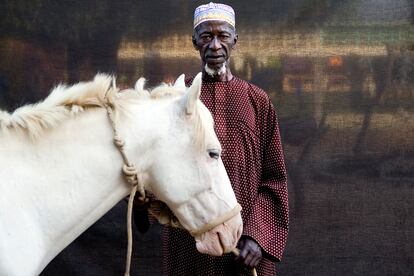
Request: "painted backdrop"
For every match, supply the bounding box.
[0,0,413,275]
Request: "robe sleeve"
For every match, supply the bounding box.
[242,96,289,262]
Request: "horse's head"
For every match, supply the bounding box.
[142,73,242,256]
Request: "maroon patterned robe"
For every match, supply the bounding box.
[162,77,289,276]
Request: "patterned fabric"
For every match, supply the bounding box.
[193,2,235,28]
[162,77,289,276]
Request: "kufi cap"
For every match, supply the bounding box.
[193,2,235,29]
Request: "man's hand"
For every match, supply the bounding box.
[235,236,262,269]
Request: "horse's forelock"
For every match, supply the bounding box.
[151,84,213,152]
[150,84,185,99]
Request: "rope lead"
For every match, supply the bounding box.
[104,102,146,276]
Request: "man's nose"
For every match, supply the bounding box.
[209,37,221,50]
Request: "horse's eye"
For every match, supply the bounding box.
[208,149,220,159]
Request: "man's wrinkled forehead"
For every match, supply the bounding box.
[194,20,235,35]
[193,2,235,29]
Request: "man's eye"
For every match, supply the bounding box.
[201,35,212,41]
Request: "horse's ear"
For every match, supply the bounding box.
[111,76,117,89]
[174,74,186,90]
[186,72,202,115]
[135,77,146,92]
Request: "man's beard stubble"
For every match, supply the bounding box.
[204,62,227,77]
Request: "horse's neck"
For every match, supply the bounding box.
[0,104,158,276]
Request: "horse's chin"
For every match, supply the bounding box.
[194,214,243,256]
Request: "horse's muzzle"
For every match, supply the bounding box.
[194,213,243,256]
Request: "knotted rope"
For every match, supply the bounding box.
[104,102,146,276]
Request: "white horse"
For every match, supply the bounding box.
[0,73,242,276]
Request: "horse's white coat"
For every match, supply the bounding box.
[0,73,242,276]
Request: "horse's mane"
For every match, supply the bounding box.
[0,74,185,140]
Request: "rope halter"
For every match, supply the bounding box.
[103,87,252,275]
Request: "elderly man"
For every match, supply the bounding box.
[158,3,289,275]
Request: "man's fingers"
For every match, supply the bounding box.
[244,250,262,268]
[237,248,259,268]
[250,255,261,268]
[235,242,249,265]
[235,237,263,268]
[243,252,254,267]
[235,246,248,263]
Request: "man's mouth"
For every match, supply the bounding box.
[207,54,224,58]
[206,55,225,61]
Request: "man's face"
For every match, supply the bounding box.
[193,20,238,71]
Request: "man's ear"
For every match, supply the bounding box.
[192,34,198,50]
[232,34,238,50]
